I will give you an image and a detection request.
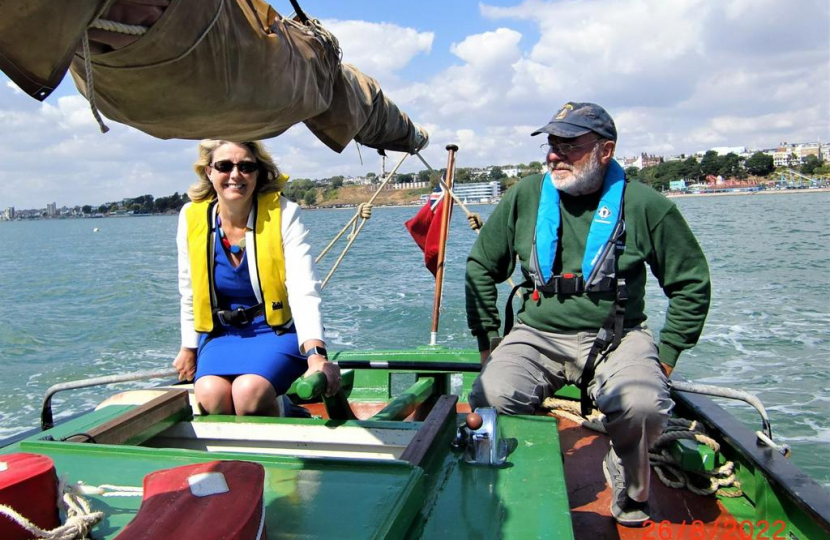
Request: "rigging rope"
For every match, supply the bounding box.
[316,152,411,289]
[415,153,516,289]
[80,32,110,134]
[90,18,148,36]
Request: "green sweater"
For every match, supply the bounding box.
[465,173,711,367]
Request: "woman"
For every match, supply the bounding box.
[172,140,340,416]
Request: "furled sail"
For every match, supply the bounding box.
[0,0,427,154]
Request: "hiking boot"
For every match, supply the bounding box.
[412,123,429,153]
[603,448,650,527]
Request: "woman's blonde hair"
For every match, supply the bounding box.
[188,140,287,202]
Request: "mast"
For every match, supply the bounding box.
[430,144,459,345]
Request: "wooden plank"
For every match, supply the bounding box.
[66,389,190,445]
[399,394,458,467]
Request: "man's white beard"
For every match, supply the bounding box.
[549,145,605,196]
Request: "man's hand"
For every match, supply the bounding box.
[304,355,341,397]
[660,362,673,378]
[172,347,197,381]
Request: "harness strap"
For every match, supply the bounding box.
[579,279,628,416]
[503,280,531,335]
[212,303,264,328]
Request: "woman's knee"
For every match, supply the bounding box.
[195,376,234,414]
[232,375,277,415]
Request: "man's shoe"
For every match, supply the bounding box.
[603,448,650,527]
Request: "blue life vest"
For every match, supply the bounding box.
[529,160,626,293]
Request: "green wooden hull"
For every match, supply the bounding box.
[1,347,828,540]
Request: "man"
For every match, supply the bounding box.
[465,102,710,526]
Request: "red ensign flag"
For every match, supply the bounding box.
[405,194,446,276]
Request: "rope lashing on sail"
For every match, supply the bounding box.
[79,18,151,135]
[80,32,110,134]
[542,397,742,497]
[89,18,148,36]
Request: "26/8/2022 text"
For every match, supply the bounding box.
[641,518,787,540]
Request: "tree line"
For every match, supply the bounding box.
[82,192,189,215]
[626,151,828,191]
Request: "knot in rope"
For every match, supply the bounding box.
[467,213,483,231]
[357,202,373,220]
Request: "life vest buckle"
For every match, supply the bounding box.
[554,273,584,295]
[214,304,264,328]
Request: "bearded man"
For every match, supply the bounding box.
[465,102,711,527]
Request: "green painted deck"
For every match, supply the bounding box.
[1,399,573,540]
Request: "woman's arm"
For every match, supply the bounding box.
[281,198,339,395]
[281,198,325,344]
[174,205,199,380]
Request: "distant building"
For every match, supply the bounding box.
[617,153,662,170]
[710,146,747,156]
[452,181,501,203]
[2,207,13,220]
[501,167,520,178]
[46,202,57,217]
[773,142,825,167]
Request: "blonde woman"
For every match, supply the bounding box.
[173,140,340,416]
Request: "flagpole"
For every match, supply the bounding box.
[430,144,459,345]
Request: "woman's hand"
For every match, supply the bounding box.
[173,347,197,381]
[304,355,341,397]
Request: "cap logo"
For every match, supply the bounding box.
[555,103,574,120]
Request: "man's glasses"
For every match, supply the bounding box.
[211,160,259,174]
[540,138,599,157]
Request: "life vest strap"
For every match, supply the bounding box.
[212,304,264,328]
[579,279,628,416]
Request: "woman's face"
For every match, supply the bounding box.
[206,143,259,207]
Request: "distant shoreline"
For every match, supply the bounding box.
[665,187,830,198]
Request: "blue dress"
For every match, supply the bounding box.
[195,230,307,395]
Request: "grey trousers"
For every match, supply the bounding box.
[469,322,673,502]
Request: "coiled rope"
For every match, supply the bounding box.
[542,397,742,497]
[0,475,142,540]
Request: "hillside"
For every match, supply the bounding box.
[305,185,430,208]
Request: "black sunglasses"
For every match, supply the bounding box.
[211,160,259,174]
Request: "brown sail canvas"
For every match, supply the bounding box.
[0,0,423,153]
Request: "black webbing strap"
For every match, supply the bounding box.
[213,303,264,328]
[289,0,310,23]
[503,280,531,335]
[578,279,628,416]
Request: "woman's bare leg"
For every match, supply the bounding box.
[195,375,235,415]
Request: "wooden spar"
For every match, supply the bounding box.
[430,144,459,345]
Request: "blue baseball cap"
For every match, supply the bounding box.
[531,102,617,141]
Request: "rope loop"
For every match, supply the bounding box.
[542,398,742,497]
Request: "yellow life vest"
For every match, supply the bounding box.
[185,192,291,333]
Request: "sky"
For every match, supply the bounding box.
[1,0,828,209]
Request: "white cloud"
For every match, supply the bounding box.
[323,19,433,80]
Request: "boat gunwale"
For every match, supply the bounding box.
[671,376,830,534]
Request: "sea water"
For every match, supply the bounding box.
[0,191,827,487]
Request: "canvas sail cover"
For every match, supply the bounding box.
[0,0,423,153]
